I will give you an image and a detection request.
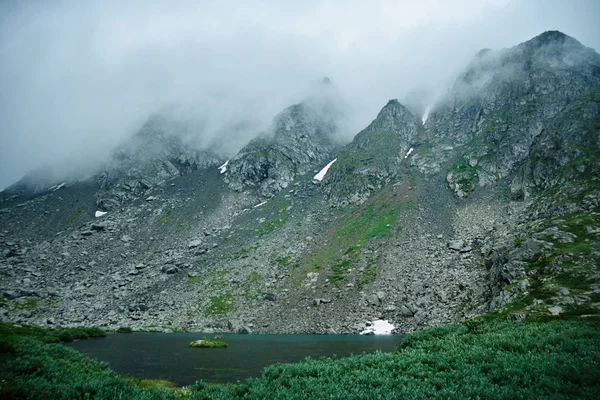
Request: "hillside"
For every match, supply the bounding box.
[0,31,599,335]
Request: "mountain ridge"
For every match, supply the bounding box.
[0,30,598,334]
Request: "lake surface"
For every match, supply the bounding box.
[67,332,403,385]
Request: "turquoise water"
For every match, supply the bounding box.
[67,332,403,385]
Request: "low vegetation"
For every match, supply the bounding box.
[492,207,600,321]
[1,320,598,399]
[203,292,235,317]
[296,189,402,285]
[189,338,228,348]
[256,200,291,235]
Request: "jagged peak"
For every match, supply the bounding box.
[376,99,412,118]
[522,30,581,49]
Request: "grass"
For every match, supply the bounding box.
[275,256,291,266]
[1,321,599,399]
[256,201,291,235]
[204,292,235,317]
[247,271,261,282]
[296,189,402,286]
[358,265,377,289]
[7,298,39,311]
[186,276,204,285]
[232,245,260,259]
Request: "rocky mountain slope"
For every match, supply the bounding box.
[0,31,598,334]
[224,81,344,197]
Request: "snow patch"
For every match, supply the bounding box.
[313,158,337,181]
[253,201,268,208]
[404,147,414,159]
[53,182,67,191]
[360,319,395,335]
[422,105,432,124]
[95,211,107,218]
[218,160,229,174]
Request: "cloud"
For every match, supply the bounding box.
[1,0,599,190]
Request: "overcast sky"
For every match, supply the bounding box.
[1,0,599,190]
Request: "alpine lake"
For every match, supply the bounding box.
[67,332,403,386]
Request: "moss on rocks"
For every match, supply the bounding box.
[189,338,228,348]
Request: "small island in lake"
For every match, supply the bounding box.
[189,338,228,348]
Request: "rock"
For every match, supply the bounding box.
[238,325,253,334]
[367,294,380,306]
[81,231,94,237]
[313,298,331,306]
[399,304,415,317]
[264,293,277,301]
[190,339,228,348]
[128,304,149,312]
[548,305,563,315]
[507,313,526,322]
[5,248,26,258]
[91,224,106,231]
[447,240,465,251]
[4,289,39,299]
[188,239,202,249]
[161,266,179,274]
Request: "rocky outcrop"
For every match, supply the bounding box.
[324,100,419,204]
[420,31,600,199]
[224,98,342,197]
[95,114,223,210]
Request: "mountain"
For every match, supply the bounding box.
[96,113,224,211]
[324,99,419,204]
[0,31,598,334]
[224,80,345,197]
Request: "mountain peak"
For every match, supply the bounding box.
[517,30,590,57]
[527,30,577,47]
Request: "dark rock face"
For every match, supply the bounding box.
[224,97,343,196]
[324,100,419,204]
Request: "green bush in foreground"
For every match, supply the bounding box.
[1,321,599,399]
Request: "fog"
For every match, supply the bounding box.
[1,0,599,190]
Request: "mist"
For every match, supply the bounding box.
[1,0,599,190]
